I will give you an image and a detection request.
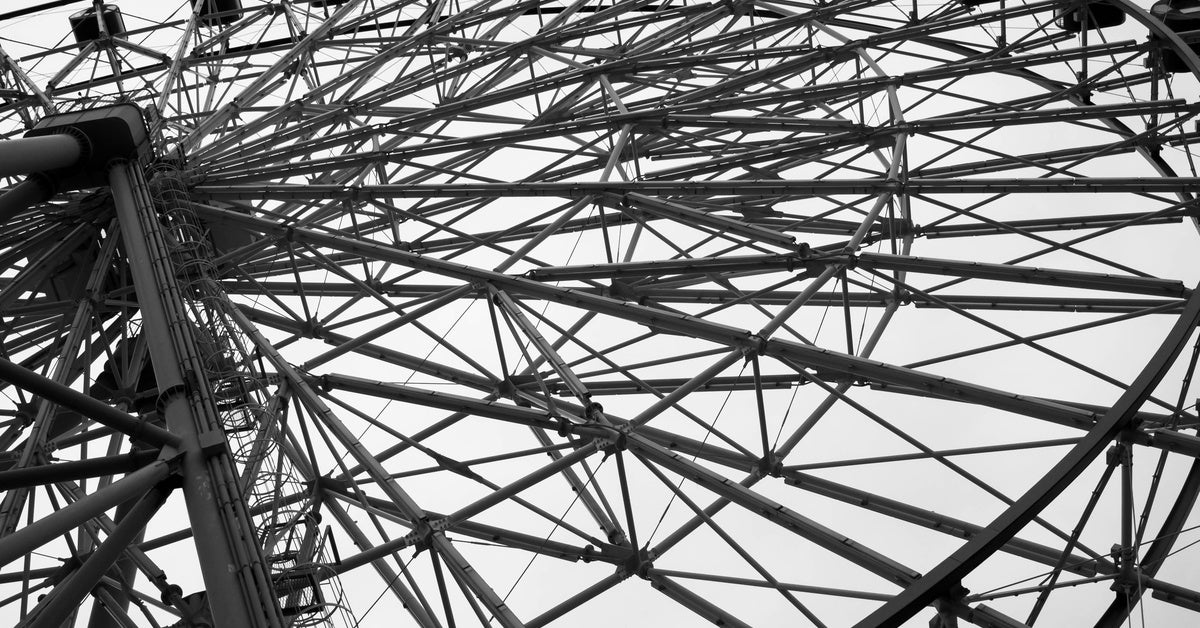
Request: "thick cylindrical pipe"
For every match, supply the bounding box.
[0,449,159,490]
[0,176,53,224]
[0,133,83,178]
[0,459,169,568]
[23,485,170,628]
[0,355,179,449]
[86,495,145,628]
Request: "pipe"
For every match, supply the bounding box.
[22,485,170,628]
[0,459,170,568]
[0,176,53,224]
[0,356,180,449]
[0,449,159,490]
[0,134,83,178]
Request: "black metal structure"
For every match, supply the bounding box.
[0,1,1197,626]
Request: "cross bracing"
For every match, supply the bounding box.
[0,1,1197,627]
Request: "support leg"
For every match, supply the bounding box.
[109,161,283,628]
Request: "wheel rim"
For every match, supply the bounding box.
[0,1,1198,626]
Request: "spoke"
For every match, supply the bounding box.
[0,2,1198,626]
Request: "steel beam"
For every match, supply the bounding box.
[1095,457,1200,626]
[317,372,755,472]
[320,480,621,567]
[0,458,169,569]
[0,133,82,178]
[526,572,626,628]
[854,281,1200,627]
[854,252,1187,298]
[218,288,528,628]
[316,372,576,431]
[320,498,443,628]
[109,162,283,628]
[20,485,169,628]
[0,356,179,449]
[781,470,1110,578]
[0,176,52,223]
[191,177,1200,201]
[0,450,159,490]
[86,495,150,628]
[218,281,1184,314]
[628,434,920,587]
[647,573,755,628]
[191,205,1103,431]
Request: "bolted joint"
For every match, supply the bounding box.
[160,583,184,606]
[756,455,782,478]
[746,334,769,356]
[495,377,516,398]
[411,517,441,552]
[623,547,653,578]
[601,431,628,457]
[1108,543,1135,574]
[14,402,36,427]
[1106,442,1131,466]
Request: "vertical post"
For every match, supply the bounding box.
[108,161,282,628]
[1117,440,1135,586]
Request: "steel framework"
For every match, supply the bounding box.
[0,0,1197,626]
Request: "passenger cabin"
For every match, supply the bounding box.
[68,5,125,48]
[1152,1,1200,73]
[961,0,1126,32]
[1056,1,1126,32]
[195,0,243,26]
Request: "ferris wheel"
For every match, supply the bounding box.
[0,0,1198,626]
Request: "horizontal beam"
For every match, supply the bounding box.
[0,134,82,178]
[315,373,574,432]
[219,281,1183,313]
[0,450,159,490]
[319,373,757,471]
[856,277,1200,627]
[855,252,1188,298]
[319,479,624,567]
[0,458,171,568]
[193,204,1105,432]
[628,434,921,587]
[191,177,1200,201]
[522,253,810,281]
[523,251,1186,298]
[781,470,1112,578]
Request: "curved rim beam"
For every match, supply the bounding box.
[854,278,1200,627]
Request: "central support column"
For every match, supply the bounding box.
[109,161,283,628]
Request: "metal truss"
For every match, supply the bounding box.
[0,1,1197,626]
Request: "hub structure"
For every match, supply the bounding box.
[0,2,1199,628]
